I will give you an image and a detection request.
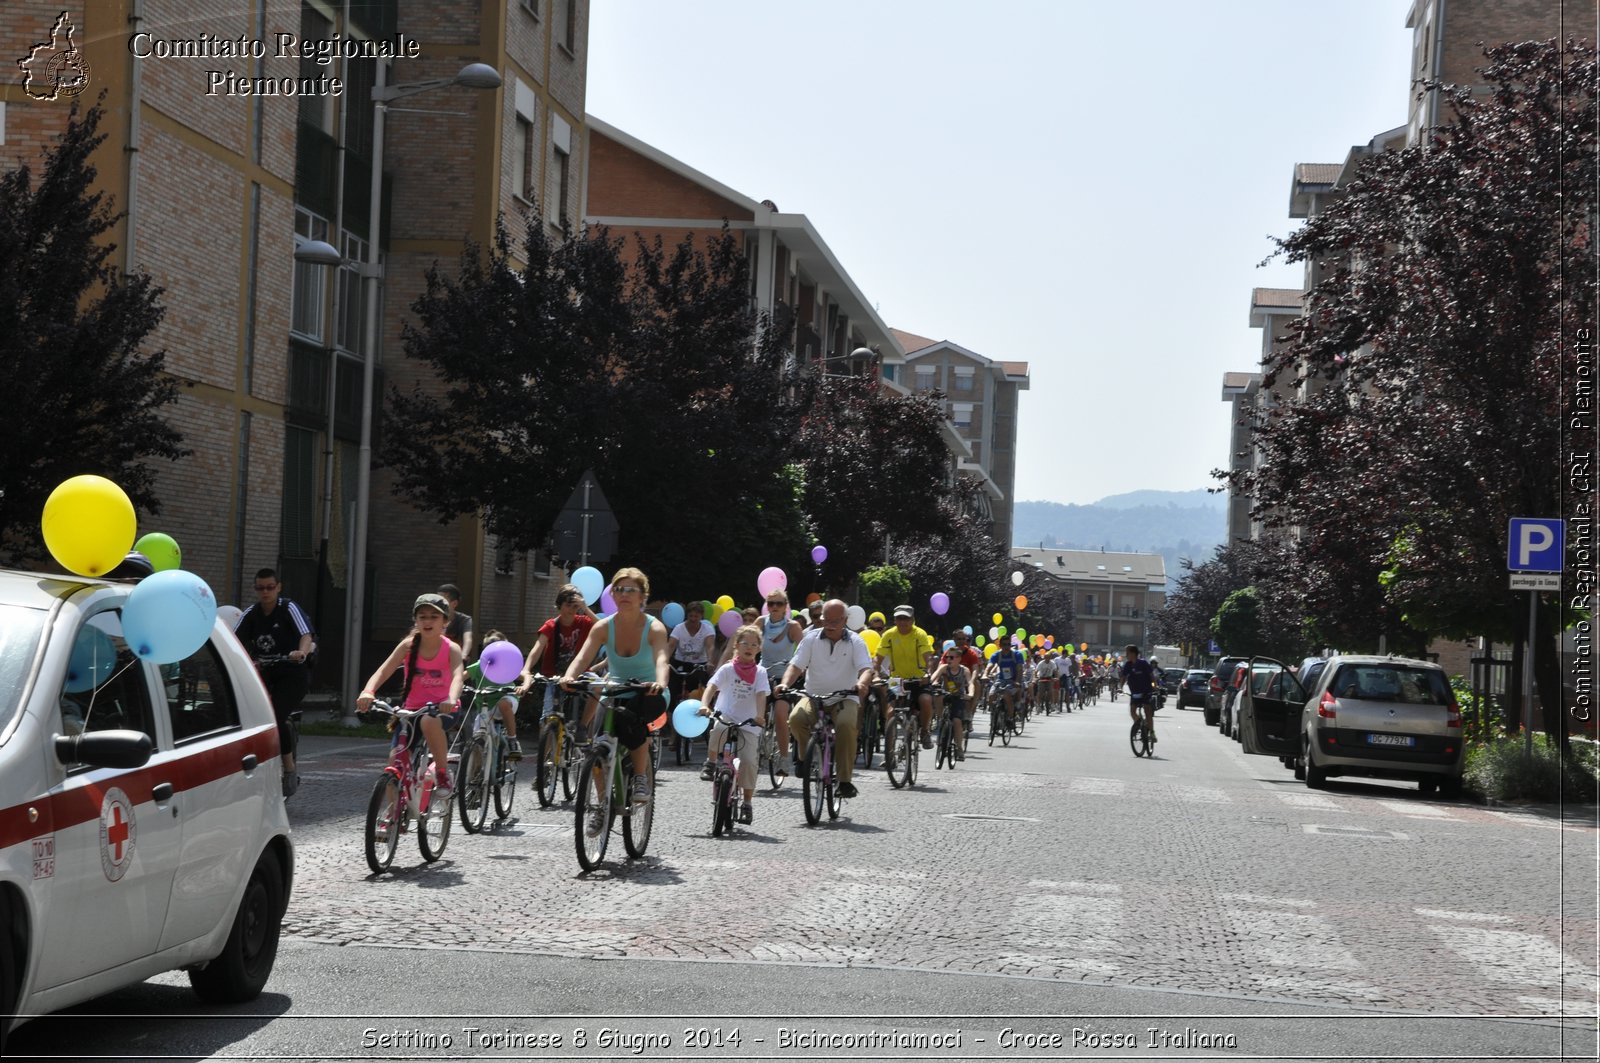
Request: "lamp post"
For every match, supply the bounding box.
[297,58,500,722]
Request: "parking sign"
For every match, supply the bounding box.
[1507,518,1564,573]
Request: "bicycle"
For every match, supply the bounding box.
[668,658,708,765]
[787,687,857,826]
[933,696,960,770]
[359,700,455,873]
[457,685,518,834]
[567,676,657,873]
[706,710,759,836]
[988,685,1018,747]
[528,677,582,808]
[251,653,304,795]
[1129,714,1154,758]
[883,678,924,790]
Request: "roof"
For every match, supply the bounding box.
[1221,371,1257,390]
[895,335,1031,389]
[891,328,938,355]
[1290,163,1343,218]
[1221,370,1262,400]
[1251,287,1303,310]
[1010,547,1166,586]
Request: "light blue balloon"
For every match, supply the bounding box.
[672,699,710,738]
[661,601,686,628]
[122,569,218,664]
[65,624,116,693]
[572,566,605,603]
[963,625,973,636]
[944,640,956,651]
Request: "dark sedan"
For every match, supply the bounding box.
[1177,669,1210,708]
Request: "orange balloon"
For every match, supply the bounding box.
[1014,595,1028,611]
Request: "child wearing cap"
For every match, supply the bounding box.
[357,593,467,802]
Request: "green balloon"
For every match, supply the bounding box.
[975,635,986,647]
[996,625,1007,636]
[134,532,182,572]
[1016,627,1028,640]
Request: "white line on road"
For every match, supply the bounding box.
[1066,776,1127,796]
[1277,793,1347,811]
[1436,926,1600,991]
[1378,800,1457,819]
[1413,908,1513,923]
[1219,892,1317,908]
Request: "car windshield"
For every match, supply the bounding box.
[1329,664,1452,705]
[0,604,48,736]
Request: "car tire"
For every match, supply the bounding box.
[0,896,17,1057]
[188,848,283,1004]
[1439,776,1463,800]
[1304,741,1327,790]
[1292,757,1305,781]
[1418,778,1438,795]
[1204,706,1219,726]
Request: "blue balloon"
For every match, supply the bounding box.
[944,640,956,651]
[963,625,973,636]
[660,601,685,628]
[571,566,605,603]
[65,624,116,693]
[672,699,710,738]
[122,569,218,664]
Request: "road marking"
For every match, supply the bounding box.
[1169,784,1231,803]
[1220,892,1316,908]
[1007,893,1125,954]
[1026,880,1121,893]
[1277,793,1347,811]
[1413,908,1513,923]
[1228,909,1361,971]
[1302,824,1409,840]
[1377,800,1457,819]
[1436,926,1600,991]
[994,952,1122,977]
[1516,995,1576,1016]
[1067,776,1126,796]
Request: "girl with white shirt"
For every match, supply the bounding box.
[698,624,769,824]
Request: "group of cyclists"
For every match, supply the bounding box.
[236,564,1168,840]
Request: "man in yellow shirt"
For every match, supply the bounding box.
[874,604,936,750]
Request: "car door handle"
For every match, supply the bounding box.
[241,753,258,771]
[152,782,174,802]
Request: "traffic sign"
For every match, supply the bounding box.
[550,469,618,568]
[1509,572,1560,591]
[1507,518,1563,572]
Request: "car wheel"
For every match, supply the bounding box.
[1303,741,1327,790]
[1439,776,1463,800]
[1292,757,1305,781]
[1418,777,1438,794]
[0,897,16,1057]
[1204,706,1219,726]
[188,848,283,1003]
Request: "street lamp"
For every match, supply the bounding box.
[300,59,500,721]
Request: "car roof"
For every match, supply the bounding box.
[0,567,113,609]
[1325,654,1444,670]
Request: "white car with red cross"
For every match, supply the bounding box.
[0,568,293,1049]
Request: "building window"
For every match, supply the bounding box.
[951,403,973,428]
[297,5,335,134]
[549,144,570,229]
[914,366,934,392]
[954,368,974,392]
[560,0,577,53]
[1083,594,1098,615]
[291,206,330,342]
[334,231,368,353]
[512,116,533,201]
[281,426,316,558]
[520,0,540,18]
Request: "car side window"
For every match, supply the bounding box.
[60,613,158,769]
[164,640,241,744]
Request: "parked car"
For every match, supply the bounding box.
[1203,656,1248,727]
[1219,660,1252,739]
[0,568,294,1050]
[1177,669,1211,708]
[1160,667,1185,696]
[1296,655,1464,797]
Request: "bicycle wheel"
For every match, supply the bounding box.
[537,723,560,808]
[934,721,947,770]
[623,759,653,858]
[1129,720,1150,758]
[458,735,490,834]
[905,726,919,786]
[363,772,401,874]
[858,708,877,770]
[712,773,733,837]
[826,772,842,820]
[493,740,518,819]
[887,718,912,789]
[574,746,613,872]
[649,733,663,775]
[1000,710,1012,746]
[802,739,824,825]
[560,731,578,802]
[417,766,453,863]
[763,728,784,790]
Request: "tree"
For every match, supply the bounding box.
[856,564,910,618]
[384,216,809,601]
[0,101,185,561]
[1210,587,1263,658]
[1153,539,1311,658]
[1229,41,1595,739]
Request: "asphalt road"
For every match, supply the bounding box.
[10,696,1597,1061]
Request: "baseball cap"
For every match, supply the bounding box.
[413,592,450,616]
[893,605,914,619]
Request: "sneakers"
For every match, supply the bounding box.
[585,807,606,837]
[920,733,934,750]
[432,778,454,807]
[700,761,715,781]
[837,779,858,799]
[955,748,965,761]
[281,769,300,798]
[739,800,753,825]
[630,773,652,804]
[778,753,794,775]
[506,737,523,761]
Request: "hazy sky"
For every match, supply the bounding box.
[586,1,1417,506]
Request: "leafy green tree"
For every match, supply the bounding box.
[384,217,808,601]
[0,101,185,561]
[856,564,910,618]
[1210,587,1263,658]
[1230,41,1595,741]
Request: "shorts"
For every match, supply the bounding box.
[942,695,969,723]
[1129,692,1154,708]
[608,690,668,753]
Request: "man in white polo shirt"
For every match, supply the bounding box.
[780,598,875,798]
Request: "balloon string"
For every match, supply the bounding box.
[80,652,139,730]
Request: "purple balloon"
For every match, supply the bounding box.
[600,587,617,615]
[718,609,742,637]
[930,592,950,615]
[479,640,523,684]
[811,544,828,564]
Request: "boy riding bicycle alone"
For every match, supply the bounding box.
[1121,644,1158,742]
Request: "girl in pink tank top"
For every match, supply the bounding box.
[356,592,465,789]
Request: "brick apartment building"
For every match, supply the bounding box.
[1011,547,1167,654]
[1,0,592,690]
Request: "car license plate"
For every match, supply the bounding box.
[1366,734,1415,747]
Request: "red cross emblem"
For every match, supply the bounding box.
[99,787,136,882]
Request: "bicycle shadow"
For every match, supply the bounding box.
[367,862,468,888]
[575,855,688,884]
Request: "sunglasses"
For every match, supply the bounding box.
[767,601,786,608]
[612,586,643,596]
[254,584,277,591]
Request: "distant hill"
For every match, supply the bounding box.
[1011,495,1227,590]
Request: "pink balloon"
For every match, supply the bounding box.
[718,609,742,636]
[756,566,787,598]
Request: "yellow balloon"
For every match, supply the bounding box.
[716,595,735,611]
[992,613,1003,625]
[984,643,998,658]
[42,475,136,577]
[861,629,881,655]
[710,604,724,621]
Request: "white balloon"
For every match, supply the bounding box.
[846,604,866,631]
[1011,570,1024,586]
[216,604,242,629]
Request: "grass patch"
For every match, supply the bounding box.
[1464,733,1599,803]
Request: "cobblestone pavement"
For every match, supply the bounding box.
[283,703,1598,1023]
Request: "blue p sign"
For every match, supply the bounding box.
[1507,518,1564,572]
